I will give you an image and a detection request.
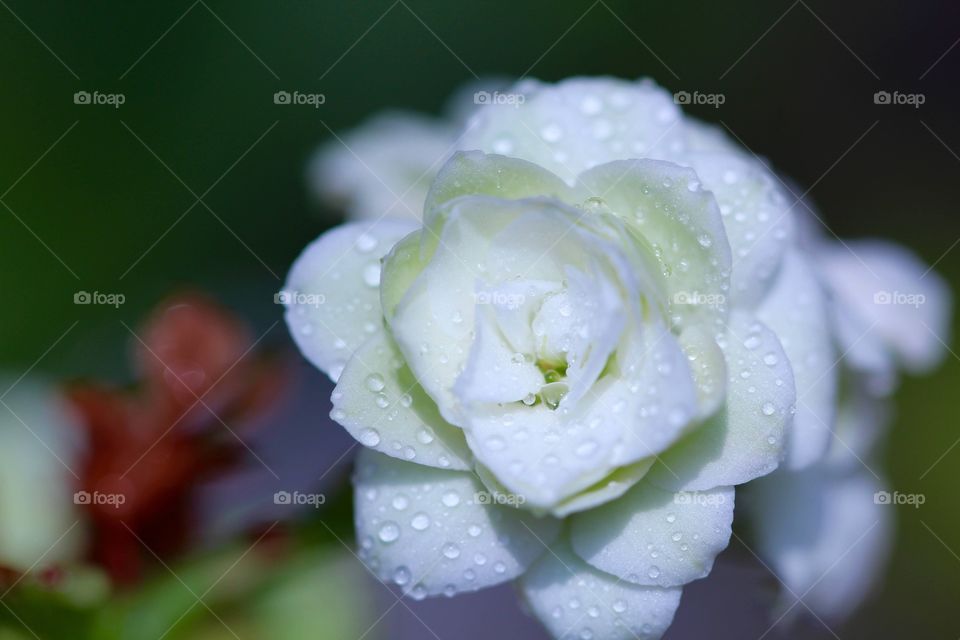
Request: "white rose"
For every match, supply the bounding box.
[286,76,949,638]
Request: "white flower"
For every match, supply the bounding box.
[285,77,949,638]
[307,111,455,221]
[744,227,951,624]
[0,377,85,572]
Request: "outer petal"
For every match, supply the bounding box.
[824,379,892,472]
[757,250,837,469]
[576,159,732,332]
[308,111,453,221]
[569,482,734,588]
[331,331,472,470]
[680,151,795,307]
[746,465,893,621]
[283,218,418,381]
[647,313,796,491]
[818,239,952,374]
[520,539,682,640]
[461,77,689,185]
[353,450,560,598]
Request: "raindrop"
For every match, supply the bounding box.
[359,428,381,446]
[378,522,400,543]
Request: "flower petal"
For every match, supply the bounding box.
[746,465,893,621]
[520,538,682,640]
[550,458,654,518]
[576,159,732,332]
[569,482,734,588]
[647,313,796,491]
[389,197,536,422]
[353,450,559,597]
[461,322,697,509]
[284,218,418,381]
[757,249,837,469]
[462,77,688,185]
[818,239,952,374]
[308,111,453,221]
[677,324,728,420]
[679,151,795,307]
[423,150,572,218]
[332,331,472,470]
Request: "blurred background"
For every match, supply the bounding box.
[1,1,958,638]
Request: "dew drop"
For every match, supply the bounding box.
[442,491,461,507]
[378,521,400,543]
[359,428,381,446]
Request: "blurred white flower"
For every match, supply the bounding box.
[0,377,85,573]
[287,77,951,639]
[307,111,455,222]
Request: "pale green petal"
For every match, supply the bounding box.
[576,159,732,332]
[550,458,654,518]
[423,150,572,217]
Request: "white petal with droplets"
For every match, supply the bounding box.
[757,249,837,469]
[647,313,796,491]
[679,151,794,307]
[332,331,472,470]
[284,218,418,381]
[462,77,689,185]
[569,482,734,587]
[576,159,732,332]
[353,450,560,598]
[520,539,682,640]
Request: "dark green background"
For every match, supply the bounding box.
[2,1,958,637]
